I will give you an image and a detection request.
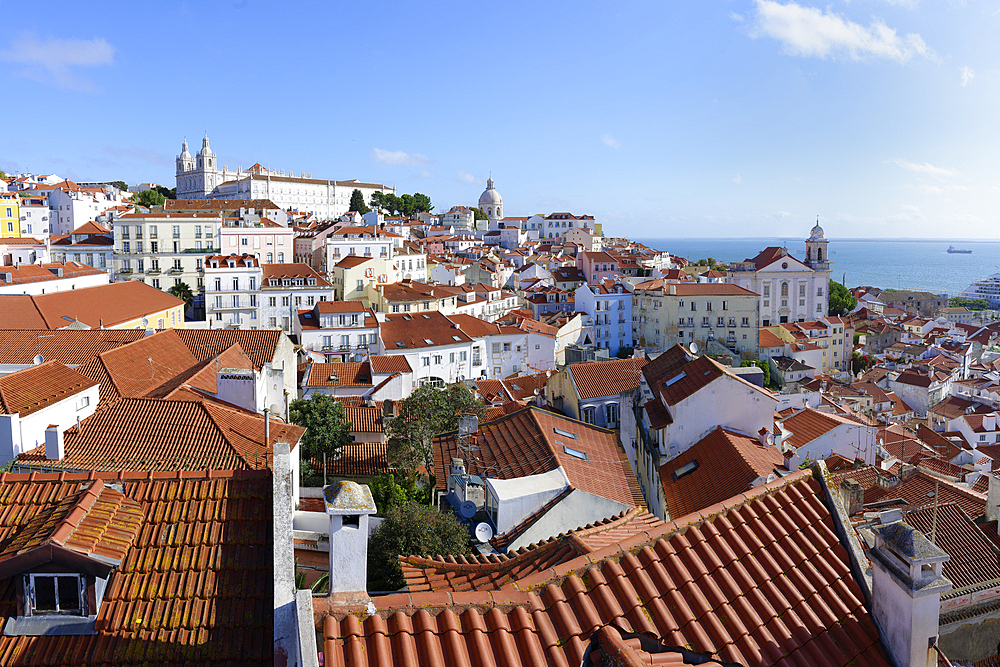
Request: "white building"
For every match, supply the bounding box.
[174,135,394,219]
[30,180,129,236]
[727,222,831,326]
[218,219,295,264]
[49,221,115,278]
[260,263,335,333]
[375,310,481,387]
[16,192,51,240]
[204,254,261,328]
[574,281,633,356]
[324,226,393,270]
[296,301,380,363]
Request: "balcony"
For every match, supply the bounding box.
[183,248,215,253]
[147,268,161,275]
[169,267,183,274]
[118,269,133,275]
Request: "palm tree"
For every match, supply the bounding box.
[168,281,194,315]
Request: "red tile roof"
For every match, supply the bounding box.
[306,362,372,387]
[567,357,646,400]
[433,406,641,508]
[172,328,283,370]
[0,470,273,665]
[16,397,303,472]
[659,426,786,520]
[368,354,412,375]
[0,478,143,573]
[0,262,105,287]
[401,508,664,592]
[904,502,1000,593]
[780,409,863,450]
[75,329,200,402]
[0,360,97,416]
[379,311,473,350]
[322,471,892,667]
[0,282,183,329]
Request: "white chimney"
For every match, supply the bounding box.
[325,481,377,597]
[44,424,64,460]
[869,518,951,667]
[449,457,466,495]
[215,368,257,412]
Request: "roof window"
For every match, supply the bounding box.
[452,335,462,341]
[423,339,434,345]
[672,460,699,480]
[562,445,589,461]
[395,342,407,348]
[553,427,578,440]
[665,372,686,387]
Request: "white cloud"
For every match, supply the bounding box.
[0,32,115,91]
[732,174,743,185]
[601,133,620,150]
[888,158,961,178]
[457,171,478,184]
[730,12,745,22]
[960,66,974,86]
[371,148,429,167]
[750,1,933,63]
[413,169,436,180]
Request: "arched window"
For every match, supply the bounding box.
[817,248,823,261]
[781,283,788,298]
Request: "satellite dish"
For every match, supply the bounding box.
[474,522,494,543]
[32,354,43,366]
[459,500,477,519]
[269,404,281,415]
[689,342,699,355]
[140,317,149,328]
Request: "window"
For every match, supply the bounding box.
[781,283,788,298]
[422,356,430,367]
[581,407,596,424]
[76,396,90,410]
[605,403,618,425]
[492,343,501,353]
[706,301,712,311]
[195,225,202,238]
[690,302,696,311]
[369,333,377,344]
[215,296,223,308]
[503,342,511,352]
[151,241,158,253]
[763,285,770,297]
[172,225,180,238]
[281,296,290,307]
[268,297,277,307]
[278,252,284,262]
[493,366,501,376]
[269,317,277,327]
[28,574,83,615]
[817,287,823,297]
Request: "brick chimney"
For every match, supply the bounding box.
[869,518,951,667]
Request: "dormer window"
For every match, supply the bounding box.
[27,573,83,615]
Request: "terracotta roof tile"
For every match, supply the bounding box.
[16,397,303,472]
[433,406,639,508]
[306,362,372,387]
[567,357,647,400]
[903,502,1000,593]
[0,469,273,665]
[369,354,412,375]
[779,408,863,450]
[659,427,786,520]
[322,471,892,667]
[0,282,183,330]
[0,360,97,416]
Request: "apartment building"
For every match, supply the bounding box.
[632,280,759,356]
[204,254,261,328]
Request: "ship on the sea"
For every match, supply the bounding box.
[948,245,972,254]
[962,273,1000,309]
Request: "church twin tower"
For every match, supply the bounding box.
[175,135,219,199]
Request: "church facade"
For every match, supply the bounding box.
[175,135,395,220]
[726,222,831,326]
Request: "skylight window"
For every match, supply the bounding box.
[424,338,434,345]
[553,427,578,440]
[665,372,686,387]
[395,342,407,348]
[672,460,699,481]
[422,314,431,319]
[452,335,462,341]
[563,446,589,461]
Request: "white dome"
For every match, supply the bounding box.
[808,221,825,241]
[479,176,502,207]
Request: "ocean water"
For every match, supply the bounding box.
[632,237,1000,296]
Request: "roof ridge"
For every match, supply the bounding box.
[510,469,815,592]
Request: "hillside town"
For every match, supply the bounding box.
[2,144,1000,666]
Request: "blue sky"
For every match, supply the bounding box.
[2,0,997,239]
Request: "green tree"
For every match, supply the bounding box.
[411,192,433,213]
[153,185,176,200]
[949,296,989,311]
[0,170,7,179]
[133,189,166,209]
[367,501,471,591]
[289,393,354,465]
[828,280,857,317]
[110,180,129,192]
[470,207,488,221]
[167,281,194,310]
[385,383,486,499]
[349,189,370,215]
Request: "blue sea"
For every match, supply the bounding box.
[632,238,1000,297]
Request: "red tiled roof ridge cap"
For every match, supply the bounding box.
[0,468,270,483]
[504,470,816,593]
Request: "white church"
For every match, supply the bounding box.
[726,221,832,326]
[175,135,395,220]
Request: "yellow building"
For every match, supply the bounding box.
[0,281,186,330]
[0,192,21,237]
